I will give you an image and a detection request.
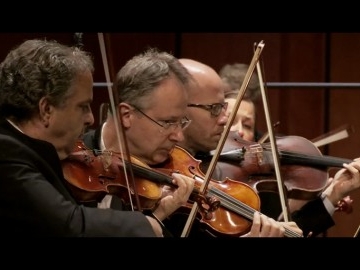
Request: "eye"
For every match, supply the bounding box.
[159,120,174,129]
[243,122,254,130]
[80,104,91,112]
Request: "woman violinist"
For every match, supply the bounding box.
[216,62,360,237]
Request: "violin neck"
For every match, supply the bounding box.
[128,161,177,188]
[279,151,353,168]
[217,148,352,168]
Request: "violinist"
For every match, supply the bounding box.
[167,58,360,237]
[0,39,175,237]
[219,62,360,237]
[82,49,294,238]
[219,63,261,142]
[162,58,303,238]
[82,48,195,236]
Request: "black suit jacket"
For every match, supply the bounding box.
[0,118,156,237]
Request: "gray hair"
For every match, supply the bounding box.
[114,48,192,110]
[0,39,94,121]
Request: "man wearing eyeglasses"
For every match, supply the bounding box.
[166,58,360,238]
[82,48,195,237]
[161,58,303,238]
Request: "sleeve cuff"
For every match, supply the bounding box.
[321,193,336,216]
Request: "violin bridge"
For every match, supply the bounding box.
[249,144,264,165]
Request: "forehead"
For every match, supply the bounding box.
[228,99,255,118]
[148,74,188,110]
[189,72,225,102]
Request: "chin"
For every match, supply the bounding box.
[152,153,168,165]
[59,150,68,161]
[210,142,219,151]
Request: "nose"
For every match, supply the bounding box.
[219,111,229,125]
[85,109,95,127]
[234,123,244,138]
[169,128,185,142]
[237,129,244,138]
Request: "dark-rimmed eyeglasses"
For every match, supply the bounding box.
[187,102,228,117]
[132,106,192,133]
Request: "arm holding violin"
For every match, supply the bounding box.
[291,158,360,237]
[322,158,360,206]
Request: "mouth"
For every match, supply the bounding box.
[78,129,86,140]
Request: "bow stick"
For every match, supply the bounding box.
[97,33,141,211]
[180,41,265,237]
[255,46,291,222]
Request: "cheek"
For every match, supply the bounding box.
[66,112,83,127]
[243,132,255,142]
[191,117,210,133]
[230,120,242,132]
[230,125,237,131]
[131,125,164,151]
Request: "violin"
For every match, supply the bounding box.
[62,140,220,213]
[62,140,162,209]
[62,141,301,237]
[161,145,302,237]
[203,130,353,216]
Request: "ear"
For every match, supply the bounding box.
[118,102,132,128]
[38,97,52,128]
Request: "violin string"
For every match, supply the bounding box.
[207,186,302,237]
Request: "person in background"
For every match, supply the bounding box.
[82,48,195,237]
[83,50,301,238]
[0,39,192,237]
[219,63,261,141]
[166,59,360,237]
[164,58,303,238]
[219,62,360,236]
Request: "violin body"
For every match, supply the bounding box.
[162,146,261,237]
[62,141,219,213]
[222,132,327,194]
[62,140,163,209]
[162,146,302,237]
[206,130,352,218]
